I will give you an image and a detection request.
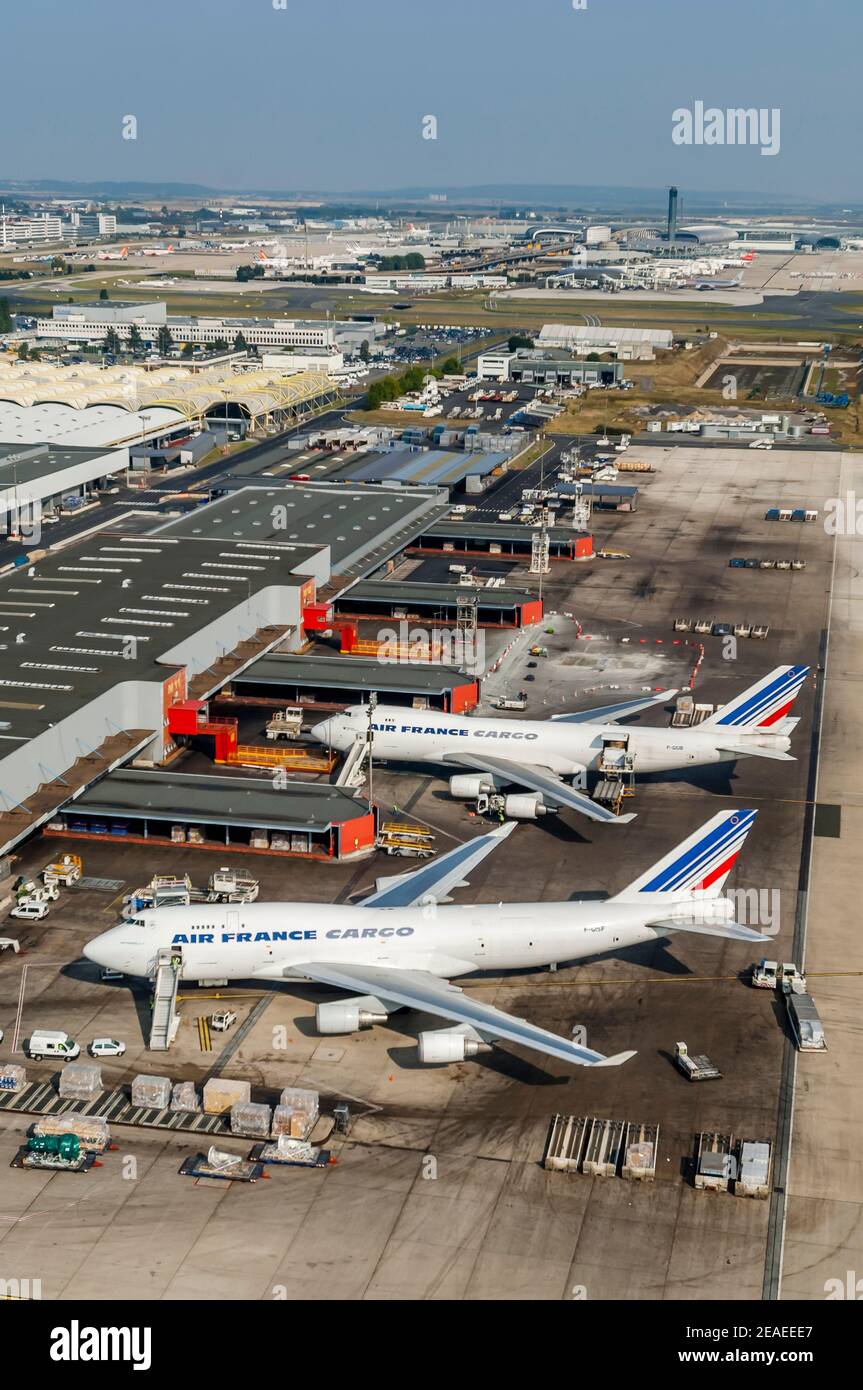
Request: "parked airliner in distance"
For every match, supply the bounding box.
[311,665,809,825]
[84,810,767,1070]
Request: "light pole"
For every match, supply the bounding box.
[366,691,377,811]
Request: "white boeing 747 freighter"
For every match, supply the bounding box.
[85,809,766,1070]
[311,665,808,825]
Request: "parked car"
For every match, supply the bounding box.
[100,967,125,982]
[89,1038,126,1058]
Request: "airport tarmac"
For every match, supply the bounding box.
[0,443,852,1300]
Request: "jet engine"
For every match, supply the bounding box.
[315,995,390,1035]
[449,774,495,799]
[417,1025,492,1064]
[502,793,546,819]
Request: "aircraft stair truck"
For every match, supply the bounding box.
[43,853,83,888]
[149,945,181,1051]
[335,734,369,789]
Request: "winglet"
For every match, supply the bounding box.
[590,1049,637,1067]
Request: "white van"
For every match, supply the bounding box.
[28,1030,80,1061]
[11,900,49,921]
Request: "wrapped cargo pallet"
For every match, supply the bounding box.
[271,1105,295,1137]
[34,1113,110,1152]
[58,1063,102,1101]
[170,1081,201,1114]
[230,1101,272,1138]
[279,1087,319,1138]
[131,1074,172,1109]
[0,1064,26,1094]
[203,1076,251,1115]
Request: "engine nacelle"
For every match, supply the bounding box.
[417,1026,492,1064]
[315,995,389,1035]
[503,793,546,819]
[449,774,494,799]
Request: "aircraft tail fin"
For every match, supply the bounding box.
[699,665,809,730]
[613,809,757,903]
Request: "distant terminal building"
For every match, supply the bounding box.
[536,323,673,356]
[0,358,337,438]
[0,213,65,245]
[71,212,117,237]
[361,272,507,291]
[477,348,626,384]
[36,303,386,354]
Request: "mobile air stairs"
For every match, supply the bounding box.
[335,735,369,789]
[149,946,181,1051]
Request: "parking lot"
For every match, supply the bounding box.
[0,442,859,1301]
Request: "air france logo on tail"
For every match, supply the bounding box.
[638,810,757,895]
[713,665,809,728]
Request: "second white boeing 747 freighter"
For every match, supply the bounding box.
[311,665,809,826]
[85,809,767,1071]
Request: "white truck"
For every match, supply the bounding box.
[265,707,303,740]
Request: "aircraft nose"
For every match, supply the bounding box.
[83,928,131,971]
[311,716,332,745]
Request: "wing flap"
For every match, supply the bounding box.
[442,751,634,825]
[296,961,634,1068]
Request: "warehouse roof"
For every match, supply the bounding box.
[342,449,508,489]
[0,531,311,743]
[160,481,450,577]
[65,768,370,832]
[0,401,184,448]
[238,652,474,694]
[0,441,120,491]
[538,323,673,348]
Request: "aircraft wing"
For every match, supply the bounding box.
[441,751,634,825]
[360,822,516,908]
[551,690,677,724]
[293,962,635,1069]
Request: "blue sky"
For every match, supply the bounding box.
[3,0,860,198]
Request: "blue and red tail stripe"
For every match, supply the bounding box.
[638,809,757,894]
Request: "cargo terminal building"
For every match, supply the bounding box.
[0,481,449,862]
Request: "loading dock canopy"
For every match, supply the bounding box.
[418,521,579,549]
[558,482,639,501]
[334,580,541,625]
[64,769,370,834]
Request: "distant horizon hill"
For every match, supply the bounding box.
[0,177,860,219]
